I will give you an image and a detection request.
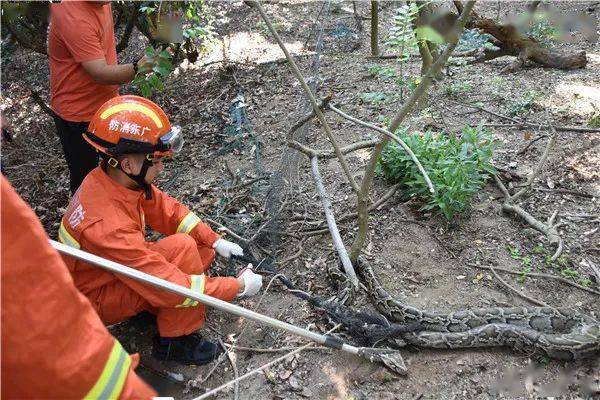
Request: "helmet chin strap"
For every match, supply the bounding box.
[106,155,153,200]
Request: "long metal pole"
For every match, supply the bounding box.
[50,240,359,355]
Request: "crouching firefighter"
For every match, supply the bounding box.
[57,95,263,366]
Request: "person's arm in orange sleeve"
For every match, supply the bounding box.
[142,185,220,247]
[82,224,239,305]
[1,176,156,400]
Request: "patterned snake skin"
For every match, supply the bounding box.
[329,261,600,360]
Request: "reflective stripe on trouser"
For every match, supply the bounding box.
[84,340,132,400]
[176,212,201,234]
[177,274,205,307]
[58,221,81,249]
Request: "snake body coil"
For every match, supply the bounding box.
[356,261,600,360]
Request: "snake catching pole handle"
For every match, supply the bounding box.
[50,240,360,356]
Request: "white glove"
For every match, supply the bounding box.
[213,238,243,259]
[237,265,263,298]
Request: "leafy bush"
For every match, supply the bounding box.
[379,124,497,219]
[444,80,473,98]
[455,28,498,52]
[505,90,539,116]
[386,3,419,62]
[588,112,600,128]
[132,47,173,97]
[359,92,393,105]
[367,65,397,80]
[526,16,558,45]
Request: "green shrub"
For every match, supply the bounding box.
[360,92,393,105]
[505,90,539,116]
[379,124,497,219]
[588,113,600,128]
[444,80,473,98]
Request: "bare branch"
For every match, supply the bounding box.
[510,132,557,202]
[328,103,435,194]
[288,139,378,159]
[488,265,555,309]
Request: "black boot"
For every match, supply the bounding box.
[152,333,222,365]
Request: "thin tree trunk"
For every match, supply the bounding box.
[370,1,379,57]
[116,5,138,54]
[349,1,476,262]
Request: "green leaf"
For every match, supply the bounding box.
[153,66,170,77]
[144,46,156,57]
[414,26,444,45]
[148,74,163,90]
[139,82,152,98]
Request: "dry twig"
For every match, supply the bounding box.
[488,265,554,309]
[467,263,600,296]
[192,325,341,400]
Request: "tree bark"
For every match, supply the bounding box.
[116,5,138,54]
[370,1,379,57]
[468,16,587,71]
[450,1,587,71]
[1,15,47,55]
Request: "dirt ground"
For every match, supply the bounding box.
[1,1,599,399]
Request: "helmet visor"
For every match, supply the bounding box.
[159,126,184,153]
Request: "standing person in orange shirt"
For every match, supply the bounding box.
[49,0,152,194]
[58,95,263,366]
[1,175,157,399]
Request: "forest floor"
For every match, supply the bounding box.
[1,1,599,399]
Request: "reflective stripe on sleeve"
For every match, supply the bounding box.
[58,221,81,249]
[176,212,201,234]
[176,274,205,308]
[84,340,132,400]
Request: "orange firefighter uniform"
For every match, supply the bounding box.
[1,176,156,399]
[58,166,240,337]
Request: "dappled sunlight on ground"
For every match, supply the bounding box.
[322,365,349,400]
[552,80,600,118]
[176,30,309,73]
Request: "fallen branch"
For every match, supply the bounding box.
[510,132,557,202]
[223,344,329,353]
[29,88,56,119]
[517,134,548,155]
[494,176,563,262]
[467,264,600,296]
[252,1,360,193]
[228,176,269,191]
[219,339,239,400]
[488,265,554,308]
[205,218,250,244]
[310,156,359,288]
[288,139,378,158]
[534,187,595,199]
[289,94,333,135]
[481,123,600,133]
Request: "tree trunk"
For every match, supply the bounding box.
[349,1,477,263]
[467,16,587,71]
[370,1,379,57]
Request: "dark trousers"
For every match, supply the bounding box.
[53,115,99,194]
